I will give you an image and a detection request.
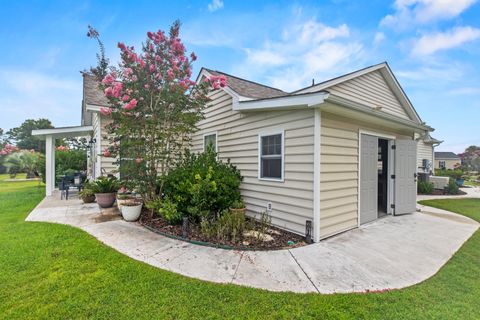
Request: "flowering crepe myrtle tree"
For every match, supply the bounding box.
[95,21,226,206]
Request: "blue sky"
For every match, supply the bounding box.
[0,0,479,152]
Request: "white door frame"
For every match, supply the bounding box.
[358,130,396,227]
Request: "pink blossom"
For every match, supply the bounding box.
[121,95,130,102]
[104,87,113,97]
[56,145,68,151]
[103,148,111,157]
[144,84,150,89]
[155,73,162,80]
[167,69,174,80]
[102,73,115,85]
[190,52,197,61]
[118,42,127,51]
[154,55,161,62]
[124,98,138,110]
[149,64,156,72]
[100,107,113,116]
[123,68,133,77]
[171,39,185,55]
[208,75,228,89]
[147,31,155,41]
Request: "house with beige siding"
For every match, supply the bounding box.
[434,152,461,170]
[192,62,434,241]
[34,62,435,243]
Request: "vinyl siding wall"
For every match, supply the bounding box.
[320,111,412,239]
[192,89,315,235]
[327,70,411,120]
[417,140,433,173]
[92,114,118,177]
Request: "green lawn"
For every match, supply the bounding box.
[1,177,479,320]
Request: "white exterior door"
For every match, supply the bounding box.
[394,139,417,215]
[360,134,378,225]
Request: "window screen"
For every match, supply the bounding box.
[260,133,282,180]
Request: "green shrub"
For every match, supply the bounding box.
[417,181,434,194]
[230,199,245,209]
[158,198,182,224]
[434,168,464,180]
[445,178,460,195]
[200,209,246,243]
[162,149,242,221]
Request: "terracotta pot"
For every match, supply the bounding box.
[229,207,246,215]
[81,195,96,204]
[121,203,143,221]
[95,192,117,208]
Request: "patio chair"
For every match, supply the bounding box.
[58,176,70,200]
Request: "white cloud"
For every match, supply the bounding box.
[411,26,480,56]
[381,0,477,29]
[448,86,480,95]
[207,0,224,12]
[236,19,364,91]
[373,32,386,45]
[0,69,82,130]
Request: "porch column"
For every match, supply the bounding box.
[45,135,55,196]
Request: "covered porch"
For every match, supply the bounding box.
[32,125,93,196]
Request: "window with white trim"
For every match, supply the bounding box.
[203,133,217,152]
[259,132,283,180]
[439,160,446,169]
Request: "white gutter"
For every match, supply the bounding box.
[233,92,329,111]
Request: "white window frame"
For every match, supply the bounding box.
[203,131,218,153]
[258,130,285,182]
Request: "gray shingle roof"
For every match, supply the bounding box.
[83,73,109,107]
[435,152,460,159]
[204,69,287,99]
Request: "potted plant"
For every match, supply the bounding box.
[121,198,143,221]
[79,188,96,203]
[229,199,246,215]
[90,176,120,208]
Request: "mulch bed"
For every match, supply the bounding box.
[140,210,307,250]
[422,189,468,196]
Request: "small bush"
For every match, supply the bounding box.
[158,198,182,224]
[417,181,434,194]
[162,149,243,221]
[445,178,460,195]
[200,209,246,243]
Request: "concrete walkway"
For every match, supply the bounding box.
[26,194,478,294]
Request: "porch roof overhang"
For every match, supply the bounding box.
[32,125,93,140]
[322,94,433,133]
[232,91,329,111]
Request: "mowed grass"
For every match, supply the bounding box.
[1,176,479,319]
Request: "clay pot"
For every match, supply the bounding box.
[95,192,117,208]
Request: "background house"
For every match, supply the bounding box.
[435,152,461,170]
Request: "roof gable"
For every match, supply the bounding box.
[293,62,422,124]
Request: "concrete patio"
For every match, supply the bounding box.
[26,193,478,294]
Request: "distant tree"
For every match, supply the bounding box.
[460,145,480,172]
[6,119,54,153]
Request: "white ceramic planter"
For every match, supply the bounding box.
[121,203,143,222]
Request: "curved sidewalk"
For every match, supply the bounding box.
[26,195,478,294]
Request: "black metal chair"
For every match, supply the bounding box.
[58,176,70,200]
